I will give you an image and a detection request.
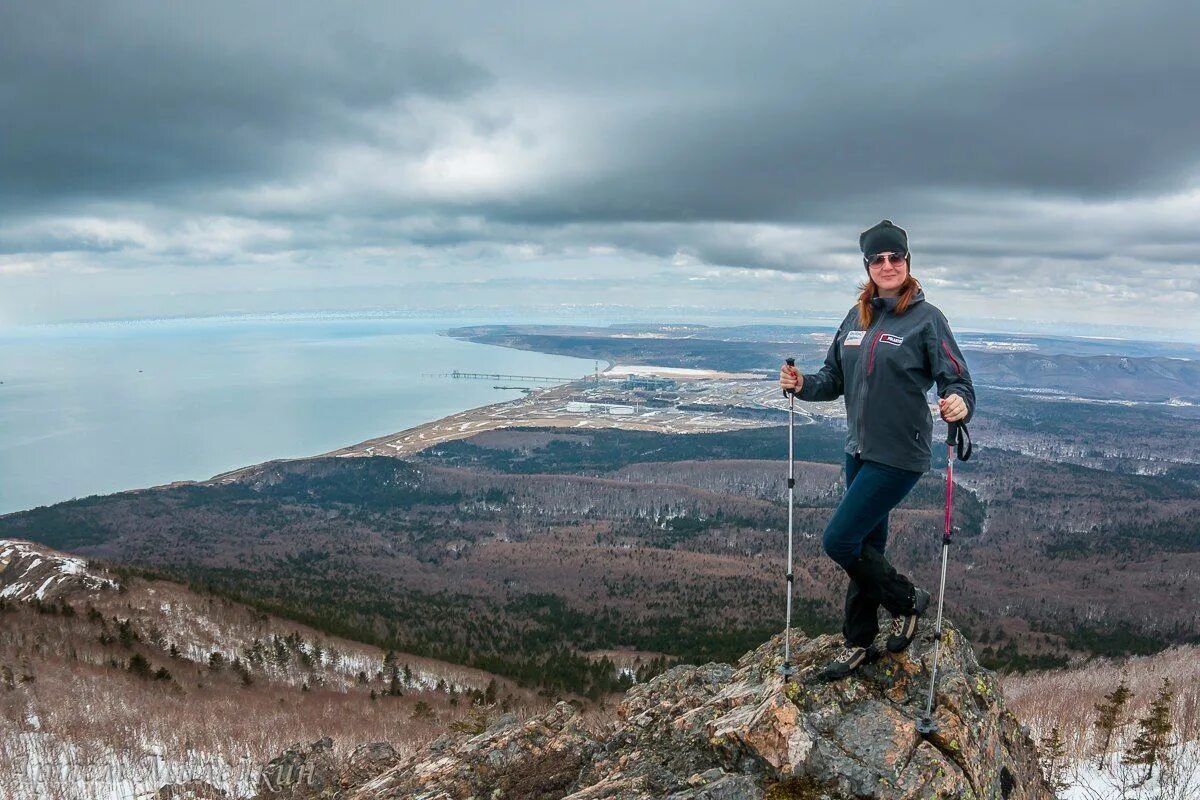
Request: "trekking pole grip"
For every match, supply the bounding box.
[945,421,973,462]
[945,421,959,447]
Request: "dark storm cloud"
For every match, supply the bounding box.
[6,1,1200,222]
[385,1,1200,227]
[2,1,1199,332]
[0,2,489,209]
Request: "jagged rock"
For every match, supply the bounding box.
[153,779,228,799]
[342,741,400,786]
[250,735,339,799]
[343,622,1053,800]
[347,700,597,799]
[243,737,400,799]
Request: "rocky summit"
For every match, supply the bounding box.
[254,621,1053,800]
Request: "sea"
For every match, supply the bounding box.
[0,315,600,515]
[3,311,1195,516]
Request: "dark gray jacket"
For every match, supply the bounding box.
[798,288,975,473]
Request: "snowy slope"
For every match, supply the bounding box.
[0,539,118,602]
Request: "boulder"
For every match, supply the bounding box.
[250,735,339,799]
[319,622,1053,799]
[153,780,227,800]
[348,700,596,799]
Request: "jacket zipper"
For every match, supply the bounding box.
[867,330,885,375]
[941,340,962,375]
[856,309,887,456]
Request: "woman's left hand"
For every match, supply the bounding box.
[938,394,968,422]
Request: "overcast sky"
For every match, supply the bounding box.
[3,1,1199,339]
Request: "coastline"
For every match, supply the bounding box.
[0,320,603,514]
[207,359,834,485]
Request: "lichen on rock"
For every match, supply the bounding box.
[291,621,1055,799]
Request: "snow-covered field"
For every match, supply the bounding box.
[4,729,260,800]
[0,540,118,601]
[961,340,1040,352]
[0,541,550,800]
[1003,645,1199,799]
[1063,741,1200,800]
[605,364,766,379]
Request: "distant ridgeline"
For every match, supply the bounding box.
[448,324,1200,403]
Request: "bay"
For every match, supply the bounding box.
[0,316,598,514]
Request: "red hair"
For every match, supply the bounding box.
[855,270,922,329]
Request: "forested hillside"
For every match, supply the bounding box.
[2,423,1193,695]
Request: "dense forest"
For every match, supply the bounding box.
[1,419,1194,694]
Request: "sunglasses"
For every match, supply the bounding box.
[866,251,908,268]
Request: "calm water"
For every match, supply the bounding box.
[0,316,598,514]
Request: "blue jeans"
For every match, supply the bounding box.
[823,453,922,646]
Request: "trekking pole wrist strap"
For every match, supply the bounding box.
[946,422,972,462]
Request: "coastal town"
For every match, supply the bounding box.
[323,365,847,460]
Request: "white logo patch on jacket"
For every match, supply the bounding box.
[844,330,866,346]
[880,334,904,346]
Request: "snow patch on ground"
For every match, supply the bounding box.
[1063,741,1200,800]
[605,364,765,379]
[960,340,1040,352]
[5,730,258,800]
[0,540,118,600]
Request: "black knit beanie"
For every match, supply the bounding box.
[859,220,909,270]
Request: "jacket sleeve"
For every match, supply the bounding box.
[798,322,846,402]
[926,310,975,424]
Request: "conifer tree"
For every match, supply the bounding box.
[128,653,152,678]
[271,635,289,668]
[117,618,138,648]
[1039,726,1071,795]
[231,656,254,687]
[1122,678,1173,786]
[246,639,266,668]
[1093,672,1132,768]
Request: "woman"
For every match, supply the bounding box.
[778,220,974,680]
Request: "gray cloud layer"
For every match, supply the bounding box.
[2,3,489,210]
[2,1,1199,335]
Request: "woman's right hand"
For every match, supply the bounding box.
[779,364,802,395]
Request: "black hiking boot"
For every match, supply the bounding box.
[819,643,882,681]
[886,587,931,653]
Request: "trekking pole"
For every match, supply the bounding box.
[917,419,972,736]
[778,358,798,680]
